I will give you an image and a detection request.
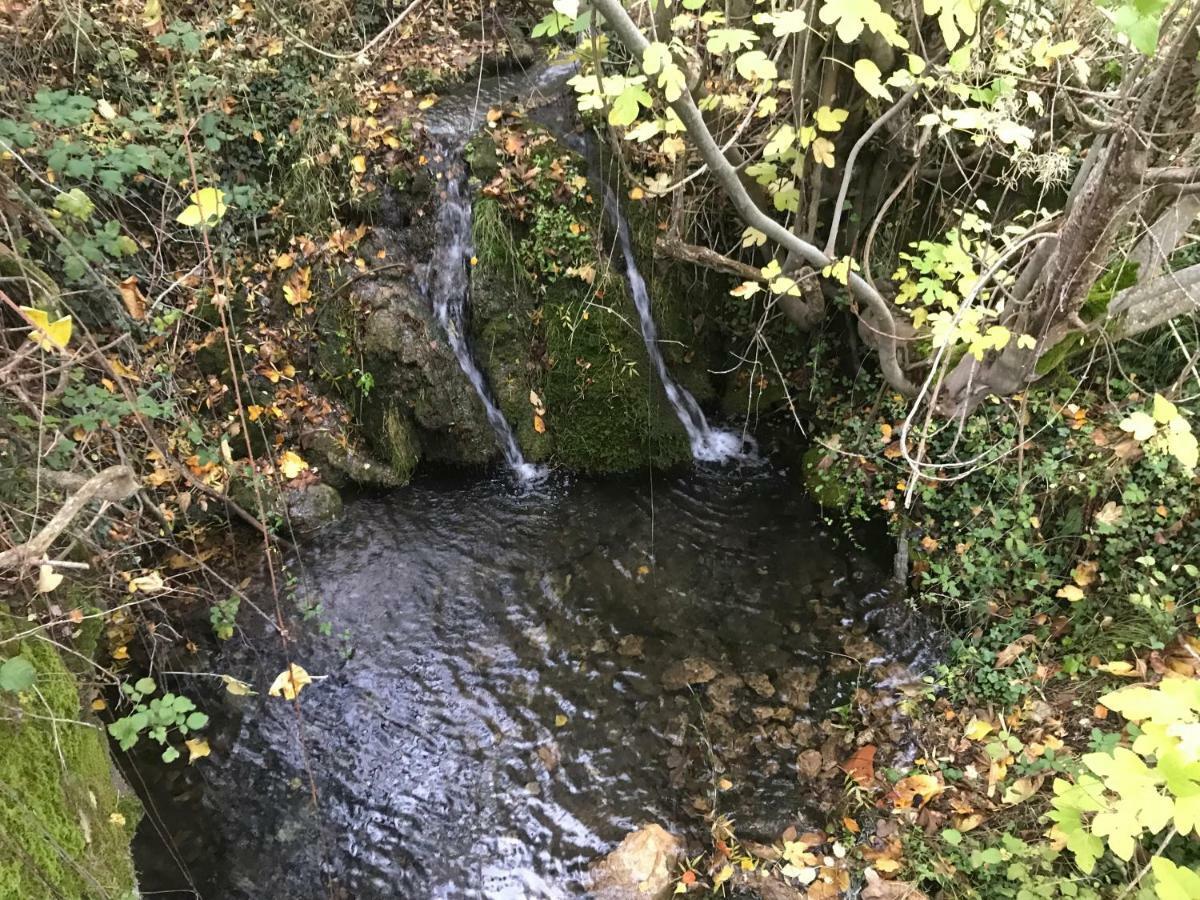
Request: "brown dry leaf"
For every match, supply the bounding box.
[862,870,929,899]
[842,816,860,834]
[533,414,546,434]
[118,276,146,320]
[1072,560,1099,587]
[893,773,943,809]
[1002,775,1043,806]
[995,634,1037,668]
[1094,501,1124,527]
[841,744,877,787]
[283,267,312,306]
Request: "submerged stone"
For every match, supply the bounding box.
[589,824,684,900]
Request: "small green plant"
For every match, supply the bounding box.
[0,654,37,693]
[107,677,208,763]
[210,596,240,641]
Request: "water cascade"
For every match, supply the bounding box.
[599,184,746,462]
[425,141,541,481]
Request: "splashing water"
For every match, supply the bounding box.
[599,184,747,462]
[425,142,542,482]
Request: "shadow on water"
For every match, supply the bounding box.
[130,464,935,899]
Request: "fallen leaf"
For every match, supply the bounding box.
[533,414,546,434]
[278,450,308,479]
[118,276,147,320]
[109,812,126,827]
[274,252,294,270]
[554,713,568,727]
[1094,501,1124,527]
[1001,775,1043,805]
[841,744,877,787]
[995,634,1037,668]
[222,675,256,696]
[893,773,943,808]
[129,571,165,593]
[185,737,211,764]
[963,718,994,741]
[268,663,312,700]
[36,564,63,594]
[1056,584,1085,603]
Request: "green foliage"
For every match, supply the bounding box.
[0,655,37,693]
[107,677,208,763]
[1050,680,1200,879]
[210,596,240,641]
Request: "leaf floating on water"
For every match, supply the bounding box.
[554,713,568,727]
[269,663,313,700]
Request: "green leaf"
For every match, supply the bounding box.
[0,656,37,693]
[941,827,963,845]
[1110,0,1168,56]
[853,58,891,100]
[161,745,181,763]
[735,50,777,81]
[922,0,980,50]
[1152,858,1200,900]
[54,188,95,221]
[134,677,157,696]
[609,84,653,127]
[185,711,209,730]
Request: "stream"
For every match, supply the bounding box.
[131,466,930,899]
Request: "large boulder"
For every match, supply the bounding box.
[285,482,343,532]
[589,824,685,900]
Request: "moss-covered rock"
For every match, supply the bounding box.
[0,618,140,898]
[466,125,717,472]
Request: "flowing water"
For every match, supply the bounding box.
[424,142,540,481]
[131,468,930,900]
[598,184,747,463]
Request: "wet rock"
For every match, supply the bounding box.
[706,674,744,716]
[285,483,343,531]
[662,657,718,691]
[303,430,407,489]
[843,633,884,662]
[589,824,684,900]
[746,672,775,698]
[617,634,645,657]
[776,669,818,710]
[796,749,823,779]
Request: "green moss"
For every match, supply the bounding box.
[379,404,421,482]
[0,617,139,899]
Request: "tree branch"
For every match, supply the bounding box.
[0,466,140,571]
[590,0,917,396]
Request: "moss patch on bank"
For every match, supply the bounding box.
[0,615,140,899]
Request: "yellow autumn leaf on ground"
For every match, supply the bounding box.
[1056,584,1084,602]
[417,95,438,110]
[279,450,308,479]
[20,306,72,351]
[283,266,312,306]
[963,718,994,741]
[268,663,313,700]
[109,812,126,826]
[185,737,211,764]
[554,713,568,727]
[36,564,63,594]
[274,252,294,270]
[351,155,367,174]
[129,571,166,593]
[176,187,228,228]
[91,697,108,711]
[893,773,943,808]
[628,186,645,200]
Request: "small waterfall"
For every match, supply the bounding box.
[599,184,745,462]
[425,142,541,482]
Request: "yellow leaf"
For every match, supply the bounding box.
[1017,333,1037,350]
[109,812,126,827]
[1056,584,1085,603]
[854,59,891,100]
[554,714,568,727]
[894,773,943,808]
[222,675,256,696]
[129,571,165,593]
[1120,410,1156,442]
[533,414,546,434]
[713,864,734,887]
[185,737,211,764]
[1096,661,1135,676]
[811,137,836,168]
[283,267,312,306]
[97,98,118,121]
[91,697,108,711]
[351,155,367,174]
[176,188,228,228]
[36,564,64,594]
[278,450,309,479]
[20,306,72,351]
[274,253,294,270]
[1152,393,1178,424]
[813,105,849,132]
[417,95,438,110]
[963,718,994,741]
[268,663,313,700]
[628,186,645,201]
[112,645,130,660]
